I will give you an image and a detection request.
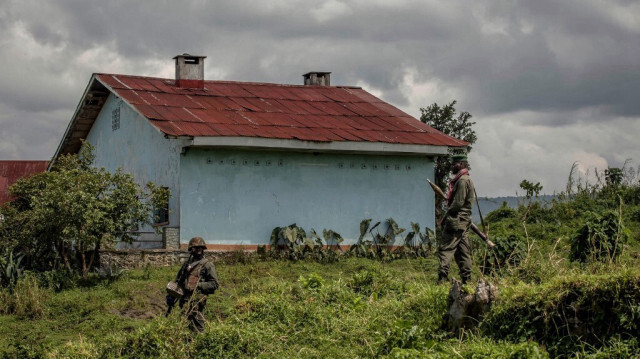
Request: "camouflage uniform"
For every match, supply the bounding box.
[437,173,475,284]
[176,239,219,332]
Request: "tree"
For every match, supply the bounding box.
[1,143,169,277]
[420,101,477,223]
[604,167,623,187]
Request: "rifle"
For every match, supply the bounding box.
[165,253,192,317]
[427,179,495,248]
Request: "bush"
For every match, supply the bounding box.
[348,268,396,298]
[3,143,168,277]
[485,202,517,223]
[481,271,640,356]
[570,210,629,263]
[479,234,526,275]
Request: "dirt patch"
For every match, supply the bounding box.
[109,285,167,319]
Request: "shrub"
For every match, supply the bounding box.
[479,234,526,275]
[348,268,396,298]
[38,268,79,292]
[298,272,325,290]
[570,210,629,263]
[485,202,517,223]
[3,143,169,277]
[481,271,640,356]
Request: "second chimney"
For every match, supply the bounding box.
[174,54,206,89]
[303,72,331,86]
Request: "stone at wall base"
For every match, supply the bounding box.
[98,249,231,270]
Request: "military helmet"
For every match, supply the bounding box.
[188,236,207,250]
[451,153,468,163]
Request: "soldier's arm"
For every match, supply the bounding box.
[197,262,219,295]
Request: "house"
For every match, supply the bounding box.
[0,161,49,205]
[52,54,467,250]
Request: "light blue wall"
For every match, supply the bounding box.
[85,94,187,247]
[180,148,436,246]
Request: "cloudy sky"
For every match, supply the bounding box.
[1,0,639,196]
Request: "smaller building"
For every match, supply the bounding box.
[0,161,49,205]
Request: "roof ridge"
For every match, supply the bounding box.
[95,73,362,89]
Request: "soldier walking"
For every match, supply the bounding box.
[437,154,475,284]
[174,237,219,332]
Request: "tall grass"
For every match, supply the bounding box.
[0,273,47,319]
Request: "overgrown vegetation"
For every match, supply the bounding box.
[0,143,168,277]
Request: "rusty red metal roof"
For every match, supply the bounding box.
[0,161,49,204]
[93,74,467,147]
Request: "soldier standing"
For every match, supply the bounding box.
[175,237,219,332]
[437,154,475,284]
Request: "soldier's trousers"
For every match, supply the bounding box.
[437,227,472,282]
[180,293,207,332]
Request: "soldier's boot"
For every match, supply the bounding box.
[437,273,448,285]
[461,274,471,285]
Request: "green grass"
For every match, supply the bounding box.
[2,252,639,358]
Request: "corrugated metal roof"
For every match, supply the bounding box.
[94,74,467,148]
[0,161,49,204]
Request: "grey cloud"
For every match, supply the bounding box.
[1,0,639,196]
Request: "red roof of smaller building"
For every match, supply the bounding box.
[0,161,49,204]
[93,74,467,147]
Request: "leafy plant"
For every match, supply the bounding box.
[394,222,435,258]
[570,210,629,263]
[350,218,406,259]
[0,248,25,288]
[376,320,427,356]
[479,234,526,275]
[269,224,341,262]
[97,261,127,281]
[298,272,325,290]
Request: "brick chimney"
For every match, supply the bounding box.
[174,54,206,88]
[303,72,331,86]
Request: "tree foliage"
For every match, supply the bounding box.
[0,143,169,277]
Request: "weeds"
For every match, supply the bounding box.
[0,273,48,318]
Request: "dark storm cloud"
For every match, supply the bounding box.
[8,0,636,119]
[1,0,639,194]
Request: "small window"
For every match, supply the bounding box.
[112,107,120,131]
[154,187,169,225]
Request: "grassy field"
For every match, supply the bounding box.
[2,250,639,358]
